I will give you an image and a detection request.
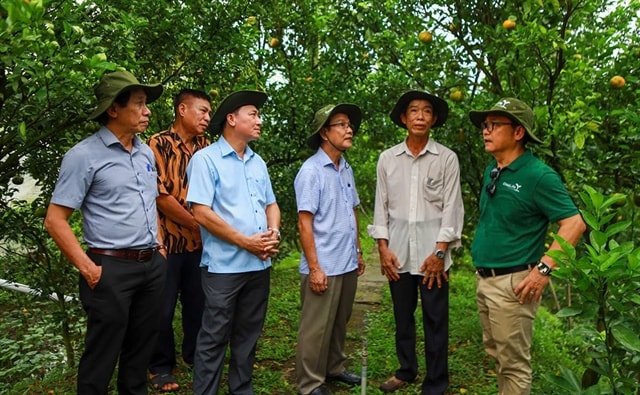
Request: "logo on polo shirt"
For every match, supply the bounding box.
[503,181,522,192]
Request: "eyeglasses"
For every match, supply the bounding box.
[485,167,501,197]
[328,122,355,130]
[480,121,516,132]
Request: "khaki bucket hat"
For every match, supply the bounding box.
[306,103,362,149]
[88,70,163,120]
[469,98,542,144]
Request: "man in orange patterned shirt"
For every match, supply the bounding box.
[147,89,212,392]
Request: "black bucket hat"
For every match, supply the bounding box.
[88,70,163,120]
[469,97,542,144]
[306,103,362,149]
[390,90,449,128]
[209,90,268,134]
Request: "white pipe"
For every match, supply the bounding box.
[0,279,73,302]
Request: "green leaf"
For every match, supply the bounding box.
[543,365,583,392]
[604,220,631,238]
[556,306,582,318]
[611,325,640,352]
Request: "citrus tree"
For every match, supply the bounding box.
[1,0,639,389]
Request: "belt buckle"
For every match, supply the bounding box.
[136,249,149,262]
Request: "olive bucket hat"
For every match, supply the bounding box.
[209,90,268,134]
[468,97,542,144]
[306,103,362,150]
[390,90,449,128]
[88,70,163,120]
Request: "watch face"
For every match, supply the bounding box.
[435,250,445,259]
[537,262,551,275]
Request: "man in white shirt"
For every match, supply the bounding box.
[368,90,464,395]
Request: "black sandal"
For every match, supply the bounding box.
[149,373,179,393]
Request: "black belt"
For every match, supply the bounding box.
[476,264,532,278]
[88,247,159,262]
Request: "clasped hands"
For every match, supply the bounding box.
[246,229,280,260]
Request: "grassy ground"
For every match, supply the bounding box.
[5,245,585,394]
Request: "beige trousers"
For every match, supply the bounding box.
[476,269,540,395]
[296,270,358,395]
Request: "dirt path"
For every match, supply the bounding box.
[348,247,386,332]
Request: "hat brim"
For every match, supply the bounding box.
[88,83,163,120]
[306,103,362,150]
[390,91,449,129]
[209,90,268,134]
[469,109,543,144]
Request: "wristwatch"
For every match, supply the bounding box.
[434,249,445,259]
[536,260,552,276]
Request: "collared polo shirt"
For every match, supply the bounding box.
[148,129,210,253]
[186,136,276,274]
[368,139,464,274]
[50,127,159,249]
[294,148,360,276]
[471,150,579,268]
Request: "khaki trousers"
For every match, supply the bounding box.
[296,270,358,395]
[476,269,539,395]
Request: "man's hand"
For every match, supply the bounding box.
[514,269,550,304]
[82,264,103,290]
[419,253,448,289]
[309,267,328,295]
[379,245,401,281]
[245,231,280,260]
[357,253,366,276]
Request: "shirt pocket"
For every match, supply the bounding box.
[423,176,443,209]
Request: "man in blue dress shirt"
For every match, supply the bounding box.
[186,90,281,395]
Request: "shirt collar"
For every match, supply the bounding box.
[315,148,345,170]
[496,150,533,173]
[394,138,439,157]
[218,135,254,160]
[98,126,142,149]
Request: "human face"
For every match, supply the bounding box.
[322,113,355,152]
[180,97,212,135]
[110,88,152,134]
[229,104,263,142]
[400,99,438,138]
[481,114,520,154]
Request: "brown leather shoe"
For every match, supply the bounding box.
[379,375,418,393]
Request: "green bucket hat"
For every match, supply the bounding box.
[306,103,362,150]
[209,90,268,134]
[88,70,163,120]
[390,90,449,129]
[469,98,542,144]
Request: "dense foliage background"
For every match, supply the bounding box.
[1,0,639,393]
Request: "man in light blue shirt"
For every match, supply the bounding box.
[186,90,280,395]
[294,104,366,395]
[45,70,166,394]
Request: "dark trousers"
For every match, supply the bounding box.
[389,272,449,395]
[78,251,166,395]
[150,250,204,374]
[193,268,270,395]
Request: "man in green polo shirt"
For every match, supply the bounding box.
[469,98,586,395]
